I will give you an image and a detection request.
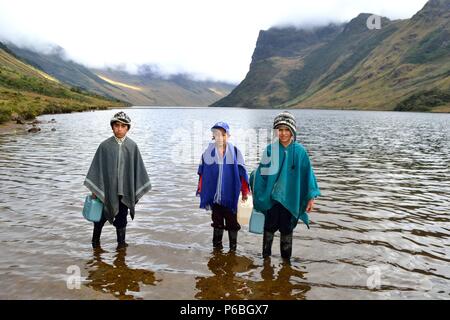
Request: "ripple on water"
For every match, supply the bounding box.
[0,109,449,299]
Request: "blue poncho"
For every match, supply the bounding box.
[197,142,249,214]
[250,140,321,228]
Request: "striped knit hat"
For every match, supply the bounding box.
[273,111,297,139]
[110,111,131,128]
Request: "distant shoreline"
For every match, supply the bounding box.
[127,106,210,109]
[1,106,448,137]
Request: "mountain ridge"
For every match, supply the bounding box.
[212,0,450,112]
[5,43,235,107]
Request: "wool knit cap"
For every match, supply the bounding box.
[273,111,297,138]
[110,111,131,127]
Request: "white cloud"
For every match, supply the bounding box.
[0,0,429,83]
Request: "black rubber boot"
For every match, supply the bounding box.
[116,227,128,250]
[228,230,238,252]
[262,231,274,258]
[280,233,293,261]
[92,223,103,249]
[213,228,224,249]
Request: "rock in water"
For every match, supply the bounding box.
[28,126,41,133]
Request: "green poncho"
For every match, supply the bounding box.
[84,136,152,223]
[250,140,321,229]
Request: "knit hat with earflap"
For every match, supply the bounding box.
[110,111,131,128]
[273,111,297,139]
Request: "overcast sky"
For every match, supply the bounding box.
[0,0,429,83]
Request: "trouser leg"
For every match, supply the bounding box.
[262,231,275,258]
[228,230,238,252]
[279,204,294,260]
[114,200,129,249]
[280,233,293,260]
[263,203,280,258]
[116,227,128,249]
[211,204,225,249]
[212,204,241,251]
[92,215,107,248]
[223,206,240,252]
[265,202,295,259]
[213,228,224,249]
[113,200,129,229]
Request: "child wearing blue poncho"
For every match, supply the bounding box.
[197,122,250,252]
[250,111,321,261]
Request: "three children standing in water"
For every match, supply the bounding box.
[84,111,320,261]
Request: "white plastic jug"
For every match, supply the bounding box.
[237,195,253,225]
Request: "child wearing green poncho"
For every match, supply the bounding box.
[84,111,152,250]
[250,111,321,261]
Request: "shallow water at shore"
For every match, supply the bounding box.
[0,108,449,299]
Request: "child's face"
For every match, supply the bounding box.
[277,126,292,144]
[212,128,228,146]
[112,122,129,139]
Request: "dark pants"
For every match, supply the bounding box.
[94,198,129,230]
[264,202,297,234]
[211,204,241,231]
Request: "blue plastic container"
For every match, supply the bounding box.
[249,209,265,234]
[82,195,103,222]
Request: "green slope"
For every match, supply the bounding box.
[212,0,450,112]
[0,42,125,124]
[7,44,235,107]
[92,67,236,106]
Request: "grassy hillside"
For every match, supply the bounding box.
[7,44,235,107]
[212,0,450,112]
[5,44,138,101]
[0,45,126,124]
[211,24,344,108]
[93,68,236,106]
[290,2,450,112]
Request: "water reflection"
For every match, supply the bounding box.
[248,259,311,300]
[195,251,255,299]
[85,248,160,300]
[195,251,311,300]
[0,109,449,299]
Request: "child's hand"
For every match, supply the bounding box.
[306,199,315,212]
[92,193,97,200]
[242,194,248,202]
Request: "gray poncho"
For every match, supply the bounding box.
[84,136,152,223]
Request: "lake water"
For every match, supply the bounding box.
[0,107,449,300]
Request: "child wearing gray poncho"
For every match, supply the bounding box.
[84,111,152,250]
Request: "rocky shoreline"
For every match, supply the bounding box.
[0,118,58,135]
[0,121,28,135]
